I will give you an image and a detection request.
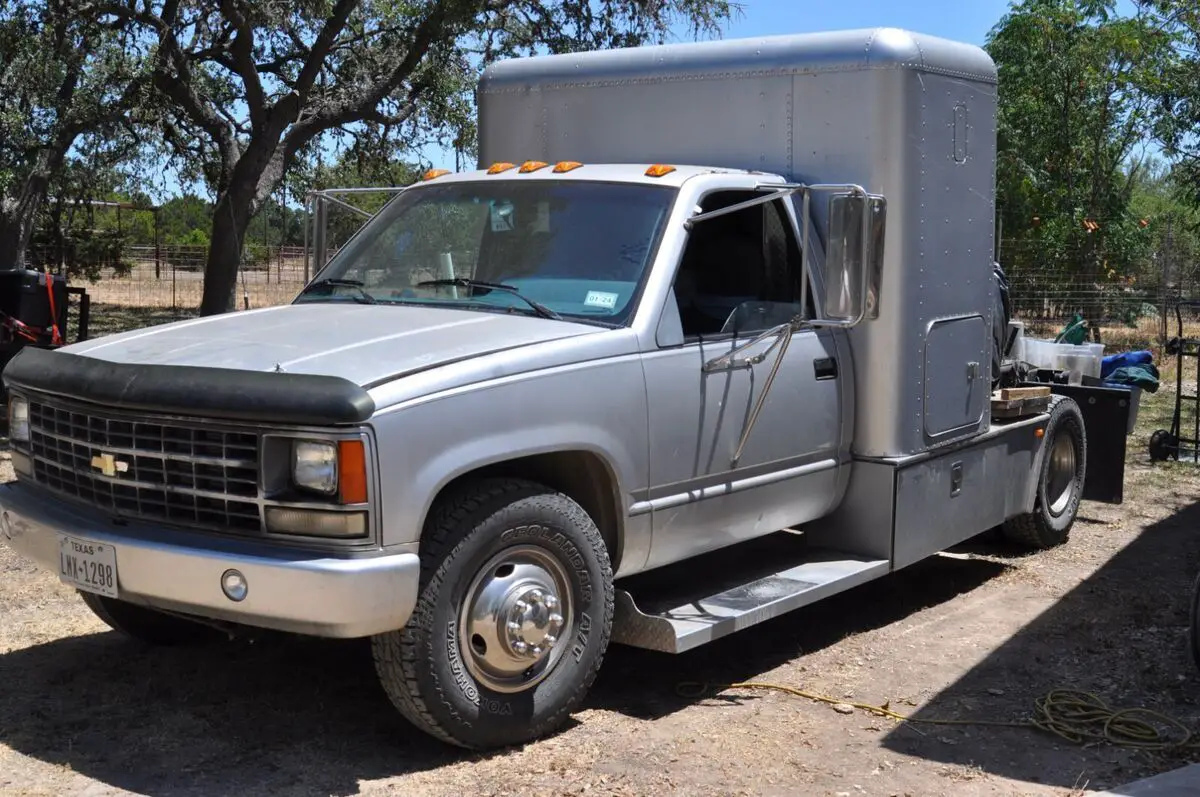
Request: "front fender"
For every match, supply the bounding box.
[367,353,650,553]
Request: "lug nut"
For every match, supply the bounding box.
[548,613,564,628]
[544,634,558,648]
[513,640,528,655]
[544,594,558,610]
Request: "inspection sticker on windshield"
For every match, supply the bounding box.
[584,291,618,309]
[490,201,515,232]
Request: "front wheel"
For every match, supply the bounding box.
[372,478,615,749]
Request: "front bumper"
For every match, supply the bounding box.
[0,481,420,638]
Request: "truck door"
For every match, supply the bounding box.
[641,191,845,570]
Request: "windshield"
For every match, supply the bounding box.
[296,179,677,325]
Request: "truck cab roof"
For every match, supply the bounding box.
[417,163,788,189]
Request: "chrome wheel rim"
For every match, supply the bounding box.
[458,544,573,694]
[1046,431,1078,516]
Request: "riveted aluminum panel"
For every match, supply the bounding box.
[478,27,999,459]
[892,415,1043,570]
[923,315,989,438]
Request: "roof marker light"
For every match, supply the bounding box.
[487,162,517,174]
[645,164,677,178]
[553,161,584,173]
[422,169,451,181]
[519,160,549,173]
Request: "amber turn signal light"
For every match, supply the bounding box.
[338,439,368,504]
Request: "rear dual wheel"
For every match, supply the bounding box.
[372,478,615,750]
[1001,396,1087,550]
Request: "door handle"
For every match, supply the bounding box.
[814,357,838,380]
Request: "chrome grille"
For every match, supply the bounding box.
[27,400,262,534]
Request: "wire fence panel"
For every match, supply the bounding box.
[39,237,1200,354]
[64,245,330,310]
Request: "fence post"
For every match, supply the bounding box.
[1161,217,1173,352]
[312,195,327,276]
[303,195,311,283]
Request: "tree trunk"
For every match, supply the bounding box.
[198,133,294,316]
[199,185,256,315]
[0,171,53,273]
[0,203,34,272]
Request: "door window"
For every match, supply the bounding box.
[672,191,813,341]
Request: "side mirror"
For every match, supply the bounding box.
[824,193,886,323]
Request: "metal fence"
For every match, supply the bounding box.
[1001,238,1199,351]
[64,245,317,310]
[52,238,1200,350]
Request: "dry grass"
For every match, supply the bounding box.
[79,261,308,311]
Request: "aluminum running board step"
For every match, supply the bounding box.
[611,531,890,654]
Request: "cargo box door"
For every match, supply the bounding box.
[923,315,989,439]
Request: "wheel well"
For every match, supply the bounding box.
[434,452,624,570]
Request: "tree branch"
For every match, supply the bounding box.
[218,0,266,132]
[292,0,358,102]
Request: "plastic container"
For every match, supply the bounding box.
[1007,320,1026,361]
[1020,338,1104,379]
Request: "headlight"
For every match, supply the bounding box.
[8,397,29,443]
[293,440,337,495]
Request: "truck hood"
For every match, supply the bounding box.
[64,302,604,386]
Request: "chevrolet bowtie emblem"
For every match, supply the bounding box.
[91,453,129,478]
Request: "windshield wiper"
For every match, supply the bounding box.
[299,278,377,304]
[416,278,562,320]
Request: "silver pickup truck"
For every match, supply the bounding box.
[0,27,1131,750]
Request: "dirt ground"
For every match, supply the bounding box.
[3,351,1200,796]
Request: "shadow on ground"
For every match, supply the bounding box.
[0,631,487,796]
[590,548,1010,719]
[9,502,1190,794]
[876,499,1200,792]
[0,543,1010,796]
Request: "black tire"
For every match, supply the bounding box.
[79,591,224,645]
[372,477,615,750]
[1149,429,1177,462]
[1001,395,1087,550]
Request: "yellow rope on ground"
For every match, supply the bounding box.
[676,681,1200,752]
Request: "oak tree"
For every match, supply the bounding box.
[0,0,148,272]
[101,0,737,314]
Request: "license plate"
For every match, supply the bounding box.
[58,535,119,598]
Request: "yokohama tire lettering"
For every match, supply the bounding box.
[446,620,479,703]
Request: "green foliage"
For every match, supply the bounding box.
[1138,2,1200,210]
[96,0,737,312]
[987,0,1169,291]
[0,0,151,271]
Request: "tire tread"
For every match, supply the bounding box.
[1000,395,1086,550]
[372,477,613,749]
